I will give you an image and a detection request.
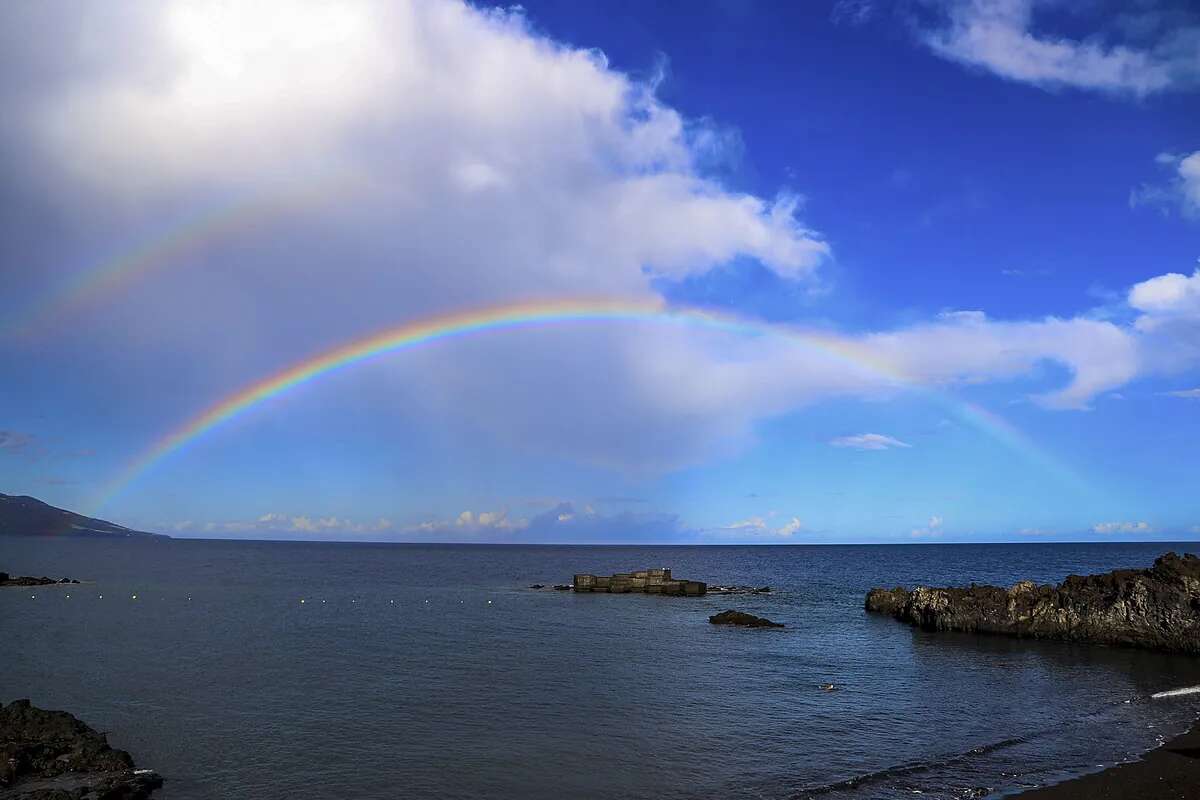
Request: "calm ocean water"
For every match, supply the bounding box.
[2,539,1199,800]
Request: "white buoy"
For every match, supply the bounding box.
[300,599,306,604]
[132,594,138,600]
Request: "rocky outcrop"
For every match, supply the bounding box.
[0,699,162,799]
[865,552,1200,654]
[708,610,784,628]
[0,573,80,588]
[574,568,706,596]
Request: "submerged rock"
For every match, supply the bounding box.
[865,552,1200,654]
[528,584,545,590]
[0,699,163,798]
[708,610,785,628]
[552,585,571,591]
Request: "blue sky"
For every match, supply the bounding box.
[1,0,1198,543]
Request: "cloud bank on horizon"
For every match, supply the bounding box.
[1,0,1198,542]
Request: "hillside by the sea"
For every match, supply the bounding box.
[0,493,165,538]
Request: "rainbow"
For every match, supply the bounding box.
[11,178,352,339]
[97,297,1086,506]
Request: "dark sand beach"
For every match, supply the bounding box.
[1014,719,1200,799]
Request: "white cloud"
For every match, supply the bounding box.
[1132,151,1200,218]
[911,515,944,537]
[194,513,395,535]
[1130,268,1200,322]
[20,0,827,285]
[1092,520,1154,535]
[726,516,768,530]
[777,517,805,536]
[830,433,912,450]
[865,314,1139,410]
[720,514,804,538]
[411,509,526,534]
[920,0,1199,95]
[1164,387,1200,399]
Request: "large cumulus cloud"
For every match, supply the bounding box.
[1,0,1195,479]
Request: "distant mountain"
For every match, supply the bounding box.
[0,492,167,538]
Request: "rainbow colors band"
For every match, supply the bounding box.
[97,297,1085,507]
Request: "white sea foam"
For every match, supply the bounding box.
[1151,685,1200,699]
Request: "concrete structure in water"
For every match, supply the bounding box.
[573,568,706,596]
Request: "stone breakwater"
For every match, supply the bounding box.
[865,552,1200,654]
[574,568,707,596]
[0,699,163,799]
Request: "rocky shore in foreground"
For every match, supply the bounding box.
[865,552,1200,654]
[0,699,162,799]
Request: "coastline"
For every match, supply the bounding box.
[1011,718,1200,799]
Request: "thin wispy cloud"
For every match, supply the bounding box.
[1092,521,1154,535]
[830,433,912,450]
[1132,151,1200,218]
[918,0,1200,96]
[0,430,34,453]
[911,515,944,537]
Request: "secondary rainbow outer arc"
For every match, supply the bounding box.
[98,298,1086,506]
[11,178,352,340]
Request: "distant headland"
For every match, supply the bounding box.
[0,493,166,539]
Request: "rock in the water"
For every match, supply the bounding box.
[0,573,73,588]
[708,610,784,628]
[528,584,545,589]
[865,552,1200,654]
[552,585,571,591]
[708,585,773,595]
[0,699,162,798]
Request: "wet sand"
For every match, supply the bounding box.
[1013,719,1200,799]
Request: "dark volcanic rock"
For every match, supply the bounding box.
[0,699,162,799]
[0,575,67,589]
[865,552,1200,654]
[708,610,784,628]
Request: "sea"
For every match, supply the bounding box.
[2,539,1199,800]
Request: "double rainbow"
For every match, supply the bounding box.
[96,297,1085,506]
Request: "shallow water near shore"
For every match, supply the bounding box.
[2,539,1198,800]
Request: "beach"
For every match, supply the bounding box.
[1014,719,1200,799]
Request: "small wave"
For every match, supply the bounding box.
[1151,685,1200,699]
[790,737,1024,797]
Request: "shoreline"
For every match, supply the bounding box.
[1011,717,1200,799]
